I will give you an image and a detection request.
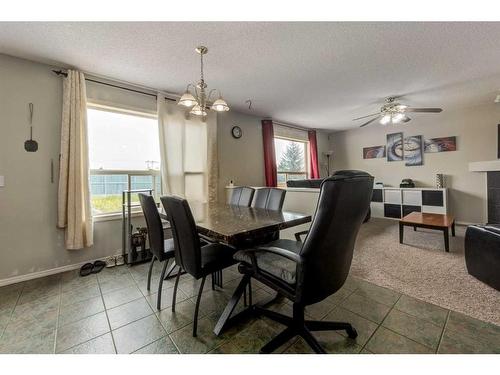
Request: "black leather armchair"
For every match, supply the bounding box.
[234,170,374,353]
[465,224,500,291]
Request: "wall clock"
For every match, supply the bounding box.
[231,126,242,139]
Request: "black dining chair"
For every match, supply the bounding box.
[250,188,287,244]
[233,170,373,353]
[229,186,255,207]
[161,195,237,337]
[252,188,286,210]
[138,193,177,310]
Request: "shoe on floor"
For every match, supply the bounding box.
[104,256,116,268]
[115,255,125,266]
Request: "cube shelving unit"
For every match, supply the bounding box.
[370,187,449,219]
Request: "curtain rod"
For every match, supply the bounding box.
[270,119,314,132]
[51,69,177,102]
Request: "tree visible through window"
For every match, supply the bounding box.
[274,137,308,186]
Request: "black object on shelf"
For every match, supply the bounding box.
[400,179,415,188]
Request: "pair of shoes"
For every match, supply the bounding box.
[79,260,107,277]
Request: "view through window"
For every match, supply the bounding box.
[274,137,308,187]
[87,107,161,215]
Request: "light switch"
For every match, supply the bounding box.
[0,175,4,187]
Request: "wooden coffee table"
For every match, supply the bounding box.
[399,212,455,252]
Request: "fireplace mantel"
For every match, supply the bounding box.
[469,160,500,172]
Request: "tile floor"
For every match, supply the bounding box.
[0,262,499,354]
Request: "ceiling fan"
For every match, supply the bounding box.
[353,97,443,128]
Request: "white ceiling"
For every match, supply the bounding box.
[0,22,499,130]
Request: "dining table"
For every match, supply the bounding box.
[158,201,312,335]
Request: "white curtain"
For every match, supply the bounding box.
[157,97,218,204]
[57,70,93,249]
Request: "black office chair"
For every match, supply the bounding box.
[252,188,286,210]
[138,193,177,310]
[161,196,237,337]
[234,170,373,353]
[229,186,255,207]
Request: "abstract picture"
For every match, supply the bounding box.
[386,132,403,161]
[404,135,423,166]
[424,136,457,153]
[363,145,386,159]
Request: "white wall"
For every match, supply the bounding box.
[0,54,146,283]
[329,103,500,223]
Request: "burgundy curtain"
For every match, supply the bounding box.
[262,120,277,187]
[308,130,320,179]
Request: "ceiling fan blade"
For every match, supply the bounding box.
[405,107,442,113]
[352,113,380,121]
[359,116,380,128]
[402,115,411,123]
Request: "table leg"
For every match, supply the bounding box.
[451,221,456,237]
[444,228,450,252]
[413,226,417,231]
[399,222,404,244]
[164,262,185,280]
[214,274,251,336]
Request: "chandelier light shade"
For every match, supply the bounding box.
[211,97,229,112]
[178,46,230,116]
[179,90,198,107]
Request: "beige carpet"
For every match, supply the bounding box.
[351,218,500,326]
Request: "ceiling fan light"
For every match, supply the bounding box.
[211,97,229,112]
[395,104,408,111]
[380,114,391,125]
[178,91,197,107]
[190,104,207,116]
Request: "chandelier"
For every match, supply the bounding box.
[178,46,229,116]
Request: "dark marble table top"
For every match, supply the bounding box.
[159,202,311,246]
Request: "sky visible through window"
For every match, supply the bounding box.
[87,108,161,171]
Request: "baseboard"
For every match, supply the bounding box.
[0,256,113,287]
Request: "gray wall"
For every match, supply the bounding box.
[0,53,332,282]
[0,54,145,282]
[329,103,500,223]
[217,111,331,201]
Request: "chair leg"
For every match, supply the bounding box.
[305,320,358,338]
[248,279,252,306]
[171,266,182,312]
[157,259,170,310]
[300,327,327,354]
[192,275,207,337]
[147,257,156,291]
[254,305,293,326]
[260,327,297,354]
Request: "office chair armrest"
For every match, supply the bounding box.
[294,230,309,242]
[244,246,302,264]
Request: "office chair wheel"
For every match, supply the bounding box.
[346,327,358,339]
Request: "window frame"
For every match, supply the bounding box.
[87,104,162,218]
[274,135,310,188]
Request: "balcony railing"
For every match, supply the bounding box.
[90,169,161,215]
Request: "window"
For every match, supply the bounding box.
[87,106,161,215]
[274,137,309,187]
